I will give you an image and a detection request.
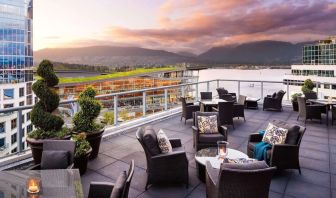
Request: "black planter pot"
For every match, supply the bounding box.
[74,148,92,175]
[292,101,299,111]
[27,135,71,164]
[86,129,104,160]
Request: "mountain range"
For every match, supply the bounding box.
[34,40,308,66]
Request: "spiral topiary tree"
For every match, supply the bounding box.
[30,60,64,137]
[73,87,102,132]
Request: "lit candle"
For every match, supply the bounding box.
[27,178,40,194]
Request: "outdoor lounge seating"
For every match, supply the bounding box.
[28,140,75,170]
[192,111,228,151]
[181,97,200,124]
[200,92,212,100]
[247,120,306,173]
[233,95,246,121]
[205,161,276,198]
[136,126,189,189]
[88,160,134,198]
[263,90,286,111]
[297,96,324,123]
[212,101,235,129]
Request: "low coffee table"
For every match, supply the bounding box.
[245,97,260,109]
[195,147,249,182]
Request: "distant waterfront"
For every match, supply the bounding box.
[196,68,297,100]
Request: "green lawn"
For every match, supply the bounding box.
[59,67,177,84]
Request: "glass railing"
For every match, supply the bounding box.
[0,78,334,168]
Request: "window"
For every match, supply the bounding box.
[11,148,17,153]
[0,138,5,147]
[21,115,25,122]
[4,104,14,108]
[19,101,24,106]
[26,82,32,95]
[21,142,25,150]
[19,87,24,97]
[27,124,33,133]
[11,133,17,144]
[26,95,32,105]
[0,122,4,133]
[11,119,17,130]
[332,85,336,90]
[324,84,330,89]
[21,128,25,137]
[4,89,14,100]
[26,112,31,121]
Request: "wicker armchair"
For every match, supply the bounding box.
[192,112,228,151]
[233,95,246,121]
[136,126,188,189]
[247,121,306,174]
[28,140,75,170]
[219,94,235,102]
[304,91,317,100]
[181,97,200,124]
[263,90,286,111]
[212,101,234,129]
[88,160,134,198]
[205,161,276,198]
[201,92,213,100]
[297,96,324,123]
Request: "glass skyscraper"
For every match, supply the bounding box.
[0,0,33,156]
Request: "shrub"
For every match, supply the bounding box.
[29,60,65,139]
[291,93,302,102]
[103,112,114,125]
[73,133,91,158]
[301,79,315,93]
[73,87,102,132]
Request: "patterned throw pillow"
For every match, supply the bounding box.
[157,129,173,154]
[197,115,218,134]
[262,123,288,145]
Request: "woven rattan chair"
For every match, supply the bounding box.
[181,97,200,124]
[192,111,228,151]
[233,95,246,121]
[297,96,324,123]
[212,101,234,129]
[200,92,213,100]
[136,126,188,189]
[88,160,134,198]
[263,90,286,111]
[205,161,276,198]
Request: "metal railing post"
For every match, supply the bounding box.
[238,81,241,96]
[217,80,219,88]
[286,80,290,101]
[114,96,118,126]
[181,86,185,97]
[143,92,146,116]
[17,110,23,153]
[261,82,264,99]
[195,83,199,100]
[207,81,210,92]
[316,82,319,97]
[164,89,168,110]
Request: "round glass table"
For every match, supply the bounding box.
[195,147,249,182]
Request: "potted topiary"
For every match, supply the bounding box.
[72,87,104,159]
[73,133,92,175]
[301,79,315,94]
[27,60,70,164]
[291,93,302,111]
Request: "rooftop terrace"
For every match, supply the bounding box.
[80,106,336,198]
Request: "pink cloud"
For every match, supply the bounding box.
[105,0,336,54]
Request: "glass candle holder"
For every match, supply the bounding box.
[27,177,40,194]
[217,141,229,159]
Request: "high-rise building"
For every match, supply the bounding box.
[0,0,33,156]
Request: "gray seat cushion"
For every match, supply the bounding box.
[199,133,225,143]
[222,161,269,170]
[272,120,300,145]
[110,171,127,198]
[41,150,69,169]
[142,126,161,156]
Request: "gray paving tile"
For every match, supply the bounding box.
[87,153,117,171]
[299,157,330,173]
[285,180,330,198]
[290,168,330,188]
[299,148,330,161]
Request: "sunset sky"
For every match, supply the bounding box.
[34,0,336,54]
